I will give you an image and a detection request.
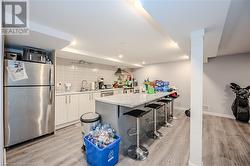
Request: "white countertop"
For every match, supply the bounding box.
[95,92,175,108]
[56,88,122,96]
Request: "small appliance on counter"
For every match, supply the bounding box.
[23,47,49,63]
[101,90,114,97]
[104,84,112,89]
[81,80,88,92]
[90,81,98,90]
[98,77,104,89]
[4,47,52,64]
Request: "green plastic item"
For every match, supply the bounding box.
[147,86,155,94]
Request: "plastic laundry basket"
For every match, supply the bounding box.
[84,135,121,166]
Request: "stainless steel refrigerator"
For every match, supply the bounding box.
[4,59,55,147]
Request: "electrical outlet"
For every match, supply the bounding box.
[57,82,62,87]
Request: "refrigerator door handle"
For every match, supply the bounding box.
[49,68,52,85]
[49,85,52,103]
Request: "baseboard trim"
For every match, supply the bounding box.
[189,160,203,166]
[55,120,79,130]
[203,111,235,119]
[174,107,236,120]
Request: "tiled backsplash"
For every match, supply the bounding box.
[56,58,118,92]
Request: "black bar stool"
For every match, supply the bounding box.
[157,98,172,127]
[145,103,163,139]
[124,109,150,160]
[167,94,180,121]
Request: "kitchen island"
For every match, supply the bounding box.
[95,91,175,154]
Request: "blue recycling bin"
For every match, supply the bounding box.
[84,135,121,166]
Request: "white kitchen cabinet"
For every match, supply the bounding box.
[78,93,90,116]
[55,95,67,126]
[56,91,101,128]
[66,95,79,122]
[55,94,79,127]
[78,92,100,117]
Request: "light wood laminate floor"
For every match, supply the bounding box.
[6,113,250,166]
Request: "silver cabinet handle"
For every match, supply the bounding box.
[69,95,71,103]
[65,96,67,104]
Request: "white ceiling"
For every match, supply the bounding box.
[27,0,185,67]
[218,0,250,56]
[5,0,250,67]
[140,0,231,60]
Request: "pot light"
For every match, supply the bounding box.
[167,41,179,49]
[183,55,189,59]
[105,57,122,63]
[133,64,143,67]
[92,68,98,72]
[118,54,123,58]
[134,0,143,9]
[128,0,145,11]
[70,40,77,46]
[181,54,189,60]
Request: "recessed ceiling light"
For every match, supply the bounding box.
[105,57,122,63]
[118,54,123,58]
[70,40,77,46]
[92,68,98,72]
[182,54,189,60]
[142,61,146,65]
[133,64,143,67]
[167,40,179,49]
[134,0,143,9]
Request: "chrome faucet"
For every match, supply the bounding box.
[80,80,88,92]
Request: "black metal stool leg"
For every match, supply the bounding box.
[172,100,178,120]
[127,117,148,160]
[153,109,160,138]
[166,103,173,127]
[162,103,167,127]
[147,109,162,139]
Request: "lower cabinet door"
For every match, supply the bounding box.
[55,95,67,126]
[67,95,79,122]
[78,93,90,117]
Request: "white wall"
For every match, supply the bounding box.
[133,53,250,117]
[203,53,250,117]
[133,60,191,109]
[56,57,118,92]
